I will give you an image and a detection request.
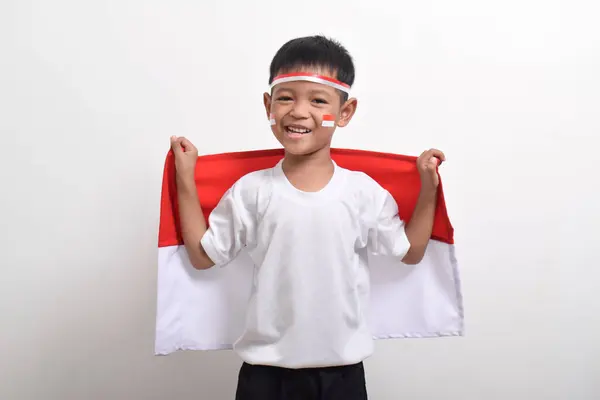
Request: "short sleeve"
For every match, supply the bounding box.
[367,190,411,259]
[200,183,257,267]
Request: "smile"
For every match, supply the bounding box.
[285,126,312,135]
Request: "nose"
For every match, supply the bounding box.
[289,99,310,119]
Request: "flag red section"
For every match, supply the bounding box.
[158,148,454,247]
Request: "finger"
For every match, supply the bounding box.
[429,148,446,162]
[175,137,190,152]
[417,150,430,165]
[419,150,435,166]
[178,137,196,152]
[427,157,439,170]
[170,136,183,153]
[421,151,442,169]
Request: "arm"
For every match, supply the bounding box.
[401,148,445,265]
[176,174,215,270]
[170,135,214,270]
[402,188,437,264]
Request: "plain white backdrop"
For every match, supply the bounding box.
[1,0,599,399]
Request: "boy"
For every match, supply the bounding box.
[169,35,444,399]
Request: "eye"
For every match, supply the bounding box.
[276,96,292,102]
[312,98,328,104]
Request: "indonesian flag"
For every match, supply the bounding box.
[322,114,335,127]
[155,148,464,355]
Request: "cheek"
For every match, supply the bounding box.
[269,105,288,125]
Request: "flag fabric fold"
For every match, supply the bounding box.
[155,148,464,355]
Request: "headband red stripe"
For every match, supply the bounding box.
[272,73,351,89]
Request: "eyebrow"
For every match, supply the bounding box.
[309,89,332,97]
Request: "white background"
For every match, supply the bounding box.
[1,0,599,399]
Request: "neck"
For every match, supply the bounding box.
[281,146,334,192]
[283,146,332,170]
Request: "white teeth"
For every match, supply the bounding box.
[287,126,311,134]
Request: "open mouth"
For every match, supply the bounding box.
[285,125,312,138]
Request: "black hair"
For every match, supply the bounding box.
[268,35,355,102]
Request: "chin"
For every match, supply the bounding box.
[273,130,331,156]
[283,147,314,156]
[282,143,329,157]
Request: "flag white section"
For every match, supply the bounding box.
[155,240,463,355]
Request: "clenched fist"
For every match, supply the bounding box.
[170,136,198,182]
[416,148,445,191]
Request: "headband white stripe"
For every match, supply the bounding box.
[270,75,351,94]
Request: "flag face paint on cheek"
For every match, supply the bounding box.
[322,114,335,127]
[269,113,276,126]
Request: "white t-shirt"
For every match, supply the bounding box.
[200,159,410,369]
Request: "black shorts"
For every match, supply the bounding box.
[235,361,368,400]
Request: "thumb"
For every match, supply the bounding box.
[429,157,439,170]
[170,136,183,154]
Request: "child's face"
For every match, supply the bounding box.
[264,69,357,156]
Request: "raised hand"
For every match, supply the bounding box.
[170,136,198,182]
[416,148,445,191]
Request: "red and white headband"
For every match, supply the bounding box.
[269,73,351,94]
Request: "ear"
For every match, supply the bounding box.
[336,97,358,128]
[263,92,272,119]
